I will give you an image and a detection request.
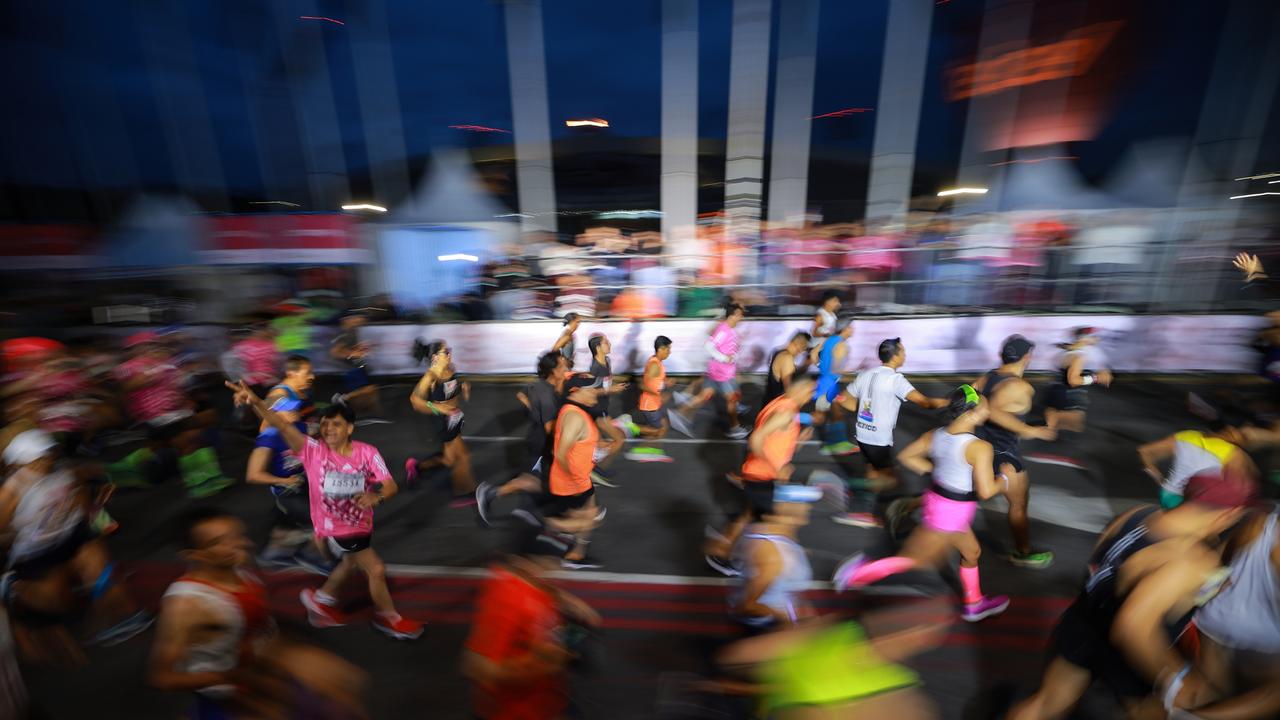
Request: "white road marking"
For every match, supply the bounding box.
[981,485,1144,534]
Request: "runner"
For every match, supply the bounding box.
[245,396,329,574]
[800,290,841,372]
[148,507,369,719]
[0,430,152,648]
[226,381,424,640]
[546,377,608,569]
[1044,326,1112,434]
[974,334,1057,568]
[728,484,822,631]
[408,340,477,505]
[108,332,232,498]
[551,312,582,370]
[1138,409,1256,510]
[226,321,279,432]
[705,376,817,576]
[462,523,601,720]
[584,334,632,487]
[832,338,947,529]
[675,302,750,439]
[811,317,857,457]
[262,355,316,432]
[832,385,1011,623]
[330,312,389,425]
[625,335,688,463]
[762,332,812,407]
[1189,508,1280,719]
[1008,471,1257,720]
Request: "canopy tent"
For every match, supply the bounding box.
[99,194,205,271]
[1103,138,1213,208]
[376,150,519,309]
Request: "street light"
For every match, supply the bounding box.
[341,203,387,212]
[936,187,989,197]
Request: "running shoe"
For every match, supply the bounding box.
[705,554,741,577]
[961,595,1011,622]
[562,556,603,570]
[92,611,155,647]
[300,589,347,628]
[373,614,424,640]
[404,457,419,486]
[885,497,917,540]
[1008,550,1055,569]
[591,467,619,488]
[820,441,859,456]
[831,512,883,529]
[614,414,639,439]
[625,447,672,463]
[831,553,868,592]
[475,482,498,527]
[726,425,751,440]
[667,410,695,437]
[673,390,692,407]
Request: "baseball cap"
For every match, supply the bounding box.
[1000,335,1035,364]
[774,485,824,504]
[4,429,57,467]
[1183,469,1259,509]
[565,375,598,392]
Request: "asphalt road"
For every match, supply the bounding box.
[18,373,1279,719]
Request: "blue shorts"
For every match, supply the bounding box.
[342,366,372,393]
[703,377,739,397]
[814,374,841,404]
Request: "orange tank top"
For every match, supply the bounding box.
[639,355,666,412]
[741,395,801,482]
[550,404,599,496]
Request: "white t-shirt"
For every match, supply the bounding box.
[849,365,916,447]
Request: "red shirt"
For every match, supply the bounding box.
[465,568,566,720]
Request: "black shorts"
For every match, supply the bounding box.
[993,450,1024,477]
[637,407,667,428]
[857,442,894,470]
[1051,598,1155,701]
[742,480,775,520]
[146,414,195,443]
[10,523,95,580]
[437,412,464,443]
[1047,383,1089,412]
[272,484,312,529]
[342,366,372,393]
[544,488,595,518]
[325,534,372,556]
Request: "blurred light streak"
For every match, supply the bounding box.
[341,203,388,212]
[250,200,301,207]
[1270,179,1280,184]
[300,16,345,26]
[598,210,662,219]
[990,156,1078,166]
[948,22,1122,100]
[566,118,610,127]
[1233,172,1280,181]
[937,187,989,197]
[438,254,479,262]
[449,124,512,133]
[812,107,873,119]
[1228,192,1280,199]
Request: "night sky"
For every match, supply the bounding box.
[0,0,1274,219]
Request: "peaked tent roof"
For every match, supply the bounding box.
[1104,138,1206,208]
[388,149,515,224]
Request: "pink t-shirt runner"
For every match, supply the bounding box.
[706,322,740,382]
[112,356,186,424]
[299,437,391,539]
[234,338,279,387]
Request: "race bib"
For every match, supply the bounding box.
[322,469,364,496]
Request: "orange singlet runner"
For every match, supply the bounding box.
[549,404,600,496]
[638,355,665,412]
[741,395,801,482]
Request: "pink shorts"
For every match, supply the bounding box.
[921,490,977,534]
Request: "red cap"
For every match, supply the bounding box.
[1183,469,1259,509]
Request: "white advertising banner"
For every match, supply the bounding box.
[83,314,1268,377]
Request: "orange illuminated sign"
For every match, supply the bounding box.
[949,21,1122,100]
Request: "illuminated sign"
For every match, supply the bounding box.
[948,21,1122,100]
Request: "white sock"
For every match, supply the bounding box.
[314,590,337,606]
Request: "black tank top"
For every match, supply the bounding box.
[429,372,461,402]
[978,370,1022,452]
[763,349,788,405]
[1079,507,1195,640]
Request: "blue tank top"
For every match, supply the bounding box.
[269,384,314,417]
[817,336,842,379]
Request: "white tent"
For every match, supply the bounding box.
[375,150,520,308]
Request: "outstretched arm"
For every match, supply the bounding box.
[227,381,307,453]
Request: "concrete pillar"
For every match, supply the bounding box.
[661,0,699,247]
[864,0,934,223]
[349,0,412,207]
[723,0,773,243]
[504,0,558,233]
[766,0,820,228]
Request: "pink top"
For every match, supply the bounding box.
[844,235,903,271]
[112,356,186,423]
[234,338,279,387]
[36,369,93,432]
[706,322,740,382]
[300,437,391,539]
